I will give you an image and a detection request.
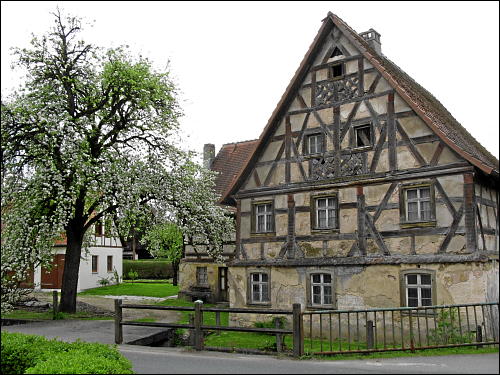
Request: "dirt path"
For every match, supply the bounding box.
[33,292,181,323]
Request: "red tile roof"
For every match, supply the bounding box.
[211,140,258,205]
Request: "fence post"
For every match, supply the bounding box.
[216,311,221,336]
[275,317,284,353]
[52,290,58,319]
[367,320,374,349]
[114,299,123,344]
[194,300,204,351]
[292,303,303,357]
[476,325,483,348]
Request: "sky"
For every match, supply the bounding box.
[1,1,499,162]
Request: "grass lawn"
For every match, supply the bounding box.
[155,298,500,359]
[78,281,179,298]
[2,309,113,321]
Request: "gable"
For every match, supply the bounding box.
[221,12,499,205]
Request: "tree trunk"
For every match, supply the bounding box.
[172,260,179,286]
[59,222,84,313]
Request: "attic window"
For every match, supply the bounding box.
[354,124,372,148]
[330,63,344,79]
[330,47,343,58]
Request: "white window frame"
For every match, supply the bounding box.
[310,273,334,307]
[250,272,269,303]
[315,196,338,229]
[307,134,323,154]
[256,203,273,233]
[405,273,433,307]
[405,187,431,222]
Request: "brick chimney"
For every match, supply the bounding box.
[359,28,381,55]
[203,143,215,169]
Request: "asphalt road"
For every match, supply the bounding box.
[119,346,499,374]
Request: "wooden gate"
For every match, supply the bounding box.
[41,254,65,289]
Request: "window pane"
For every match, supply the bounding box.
[407,189,418,200]
[257,205,265,213]
[313,294,321,304]
[324,294,332,305]
[266,213,273,232]
[406,274,417,285]
[253,290,260,302]
[327,209,336,228]
[261,273,268,282]
[421,288,432,299]
[408,288,418,298]
[313,285,321,295]
[420,188,430,198]
[420,274,431,285]
[257,216,264,232]
[317,199,326,208]
[262,284,269,301]
[318,210,327,228]
[312,274,320,283]
[252,274,259,282]
[323,274,331,283]
[408,298,419,307]
[420,201,431,220]
[324,286,332,297]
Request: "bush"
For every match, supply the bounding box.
[123,260,173,280]
[1,332,134,374]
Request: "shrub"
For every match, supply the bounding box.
[127,269,139,281]
[98,277,111,286]
[123,260,173,279]
[1,332,134,374]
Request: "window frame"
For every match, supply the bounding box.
[196,266,208,287]
[246,269,271,306]
[306,270,336,309]
[310,193,339,232]
[91,255,98,274]
[107,255,113,273]
[399,269,437,308]
[399,182,437,228]
[304,133,325,156]
[251,200,275,235]
[328,63,344,81]
[350,122,374,150]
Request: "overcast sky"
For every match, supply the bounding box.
[2,1,499,162]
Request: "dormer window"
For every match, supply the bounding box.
[329,63,344,80]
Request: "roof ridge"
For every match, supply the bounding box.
[221,139,259,147]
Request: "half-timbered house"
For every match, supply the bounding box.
[181,13,499,320]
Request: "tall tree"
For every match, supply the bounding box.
[1,10,232,313]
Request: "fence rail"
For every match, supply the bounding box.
[114,299,498,357]
[302,302,499,355]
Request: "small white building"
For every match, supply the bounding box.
[29,224,123,292]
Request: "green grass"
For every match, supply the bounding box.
[78,282,179,298]
[2,310,113,321]
[123,279,172,283]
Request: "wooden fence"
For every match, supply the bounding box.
[114,300,498,357]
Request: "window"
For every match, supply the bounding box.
[354,124,372,148]
[91,255,98,273]
[311,273,333,306]
[306,133,324,155]
[250,272,269,303]
[330,63,344,79]
[403,273,433,307]
[252,202,274,234]
[107,256,113,273]
[400,183,436,227]
[196,267,208,286]
[312,195,338,230]
[95,221,103,236]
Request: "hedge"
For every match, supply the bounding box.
[123,259,173,279]
[1,332,134,374]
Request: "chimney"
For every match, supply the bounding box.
[359,28,381,55]
[203,143,215,169]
